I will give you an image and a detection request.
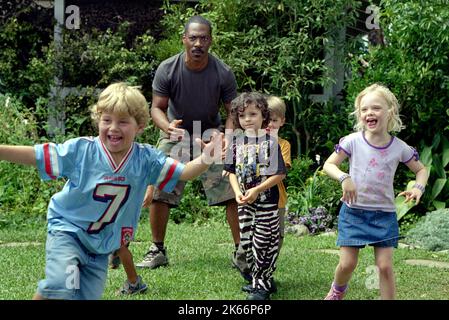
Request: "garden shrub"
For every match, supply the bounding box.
[0,94,64,226]
[405,209,449,251]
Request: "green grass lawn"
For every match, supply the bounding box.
[0,217,448,300]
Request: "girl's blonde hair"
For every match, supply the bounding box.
[90,82,150,127]
[352,83,404,133]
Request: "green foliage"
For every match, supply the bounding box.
[406,209,449,251]
[170,180,225,224]
[418,134,449,211]
[54,23,159,96]
[346,0,449,147]
[399,211,421,235]
[0,94,65,223]
[284,156,314,188]
[287,162,342,220]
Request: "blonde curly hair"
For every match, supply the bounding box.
[90,82,149,127]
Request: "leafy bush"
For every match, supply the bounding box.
[0,94,64,225]
[405,209,449,251]
[399,211,421,235]
[170,180,225,224]
[345,0,449,148]
[287,158,346,219]
[0,15,53,104]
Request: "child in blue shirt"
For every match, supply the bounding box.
[0,82,223,299]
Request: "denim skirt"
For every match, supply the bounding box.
[336,203,400,248]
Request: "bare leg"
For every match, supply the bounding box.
[374,247,395,300]
[225,199,240,244]
[333,246,360,286]
[149,201,170,243]
[118,245,138,284]
[32,293,46,300]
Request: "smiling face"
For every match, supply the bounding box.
[359,92,390,135]
[98,112,144,164]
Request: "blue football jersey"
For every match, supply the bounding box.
[34,137,185,254]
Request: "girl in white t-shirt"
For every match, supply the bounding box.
[323,83,428,300]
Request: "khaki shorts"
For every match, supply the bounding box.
[153,133,235,206]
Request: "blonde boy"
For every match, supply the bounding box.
[266,95,292,250]
[0,82,223,299]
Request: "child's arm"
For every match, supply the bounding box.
[180,132,224,181]
[0,146,36,167]
[229,173,245,205]
[142,185,154,208]
[398,160,428,204]
[323,151,357,204]
[242,174,286,204]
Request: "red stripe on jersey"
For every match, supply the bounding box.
[158,160,179,191]
[43,143,56,180]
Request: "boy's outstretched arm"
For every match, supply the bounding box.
[180,132,224,181]
[0,146,36,167]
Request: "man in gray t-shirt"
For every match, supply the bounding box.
[134,15,243,271]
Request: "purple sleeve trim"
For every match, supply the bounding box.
[335,144,351,157]
[403,147,419,163]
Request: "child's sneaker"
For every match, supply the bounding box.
[118,276,148,295]
[324,283,347,300]
[136,243,168,269]
[247,288,270,300]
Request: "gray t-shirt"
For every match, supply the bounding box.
[152,52,237,135]
[336,131,418,212]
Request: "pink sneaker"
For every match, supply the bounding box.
[324,284,347,300]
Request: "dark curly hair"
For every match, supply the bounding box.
[230,92,270,130]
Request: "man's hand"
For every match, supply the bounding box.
[167,119,185,142]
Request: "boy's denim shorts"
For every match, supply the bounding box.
[37,230,108,300]
[152,133,235,206]
[336,203,400,248]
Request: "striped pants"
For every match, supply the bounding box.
[239,202,280,291]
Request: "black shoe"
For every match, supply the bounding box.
[242,279,277,294]
[241,283,253,293]
[247,288,270,300]
[239,270,252,282]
